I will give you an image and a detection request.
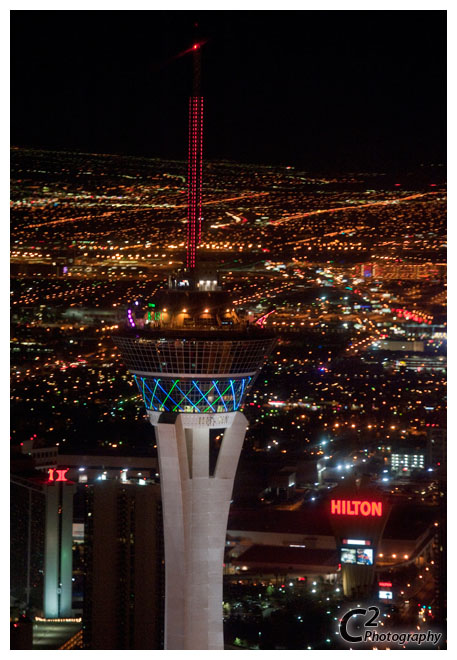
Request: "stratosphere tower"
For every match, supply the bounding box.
[114,40,276,650]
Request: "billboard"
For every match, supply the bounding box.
[341,548,357,564]
[356,548,373,566]
[341,546,374,565]
[379,590,393,599]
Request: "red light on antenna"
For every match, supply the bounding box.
[193,44,198,50]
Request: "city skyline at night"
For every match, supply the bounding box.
[10,7,446,652]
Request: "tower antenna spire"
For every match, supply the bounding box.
[187,40,204,272]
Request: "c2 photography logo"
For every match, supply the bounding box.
[339,606,442,648]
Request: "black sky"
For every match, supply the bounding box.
[11,10,446,171]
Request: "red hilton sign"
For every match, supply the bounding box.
[331,499,383,517]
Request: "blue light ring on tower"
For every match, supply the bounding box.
[239,377,246,403]
[145,378,157,411]
[150,379,160,406]
[192,381,217,412]
[160,379,180,409]
[154,379,183,412]
[134,376,252,413]
[211,380,228,412]
[172,381,201,412]
[134,374,157,411]
[202,381,232,413]
[230,380,237,409]
[135,376,171,412]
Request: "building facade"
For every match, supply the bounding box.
[82,480,164,649]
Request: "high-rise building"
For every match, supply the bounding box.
[113,41,275,650]
[82,480,164,649]
[11,470,75,620]
[43,478,76,618]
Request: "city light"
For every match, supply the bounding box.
[10,10,446,652]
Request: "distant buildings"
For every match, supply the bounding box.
[377,339,424,352]
[11,451,164,649]
[361,262,446,281]
[391,450,425,474]
[10,143,447,648]
[227,499,437,580]
[383,354,446,373]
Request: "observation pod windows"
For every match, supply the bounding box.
[115,336,276,376]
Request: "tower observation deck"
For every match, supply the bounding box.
[113,40,275,650]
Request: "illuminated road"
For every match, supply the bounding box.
[25,192,269,229]
[24,191,441,231]
[176,191,269,208]
[287,225,369,247]
[273,191,443,229]
[28,211,115,229]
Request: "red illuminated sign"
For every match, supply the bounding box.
[48,468,69,482]
[331,499,383,517]
[379,581,393,588]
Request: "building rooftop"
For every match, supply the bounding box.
[235,544,339,570]
[228,506,334,537]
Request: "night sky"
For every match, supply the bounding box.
[11,10,446,171]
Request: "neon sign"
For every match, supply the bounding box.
[379,581,392,588]
[48,468,70,482]
[127,309,136,328]
[331,499,383,517]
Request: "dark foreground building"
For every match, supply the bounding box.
[82,480,164,649]
[11,476,46,612]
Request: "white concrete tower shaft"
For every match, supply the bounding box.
[149,410,247,650]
